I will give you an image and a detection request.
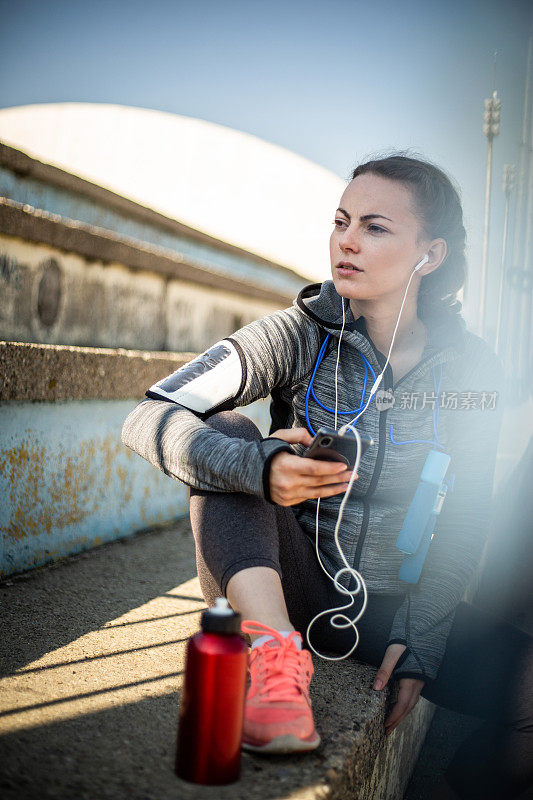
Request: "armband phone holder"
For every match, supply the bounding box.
[396,449,450,584]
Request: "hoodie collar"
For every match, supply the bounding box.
[295,280,466,357]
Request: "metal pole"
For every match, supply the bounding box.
[479,85,501,339]
[495,165,515,354]
[479,136,494,337]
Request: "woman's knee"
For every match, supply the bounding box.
[204,410,263,442]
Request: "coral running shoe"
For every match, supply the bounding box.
[240,620,320,753]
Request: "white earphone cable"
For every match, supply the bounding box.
[339,262,422,434]
[306,256,426,660]
[307,299,367,660]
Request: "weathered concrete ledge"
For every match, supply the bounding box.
[0,519,435,800]
[0,141,304,295]
[0,341,270,577]
[0,340,194,402]
[0,198,295,307]
[1,140,305,352]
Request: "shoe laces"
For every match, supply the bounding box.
[242,620,312,702]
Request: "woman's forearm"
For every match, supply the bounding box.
[121,399,290,497]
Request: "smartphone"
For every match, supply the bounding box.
[303,427,374,470]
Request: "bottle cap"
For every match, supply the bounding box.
[201,597,242,634]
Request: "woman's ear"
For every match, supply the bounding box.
[419,239,447,277]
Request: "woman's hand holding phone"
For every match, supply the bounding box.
[267,427,357,506]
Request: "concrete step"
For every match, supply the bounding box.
[0,521,434,800]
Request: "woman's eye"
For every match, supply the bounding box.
[368,224,386,234]
[333,219,347,228]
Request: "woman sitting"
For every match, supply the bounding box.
[122,155,532,800]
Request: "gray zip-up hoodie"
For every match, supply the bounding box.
[121,280,504,681]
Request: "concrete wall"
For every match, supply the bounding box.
[0,143,301,576]
[0,141,307,301]
[0,341,270,577]
[0,235,278,352]
[0,141,307,352]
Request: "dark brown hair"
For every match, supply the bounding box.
[350,154,466,323]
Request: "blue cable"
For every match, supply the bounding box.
[311,356,370,413]
[305,335,445,453]
[389,428,445,449]
[305,334,377,436]
[389,363,444,449]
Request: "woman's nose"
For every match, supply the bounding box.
[340,225,361,253]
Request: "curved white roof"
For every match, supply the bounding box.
[0,103,345,281]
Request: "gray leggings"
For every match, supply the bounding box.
[189,411,533,800]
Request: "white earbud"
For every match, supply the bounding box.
[413,254,429,272]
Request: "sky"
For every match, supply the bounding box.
[0,0,531,329]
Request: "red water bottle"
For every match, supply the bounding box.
[175,598,248,785]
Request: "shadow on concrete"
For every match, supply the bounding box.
[0,519,336,800]
[0,519,201,676]
[3,639,189,679]
[0,670,185,720]
[0,687,332,800]
[0,513,462,800]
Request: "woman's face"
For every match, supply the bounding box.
[330,173,429,305]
